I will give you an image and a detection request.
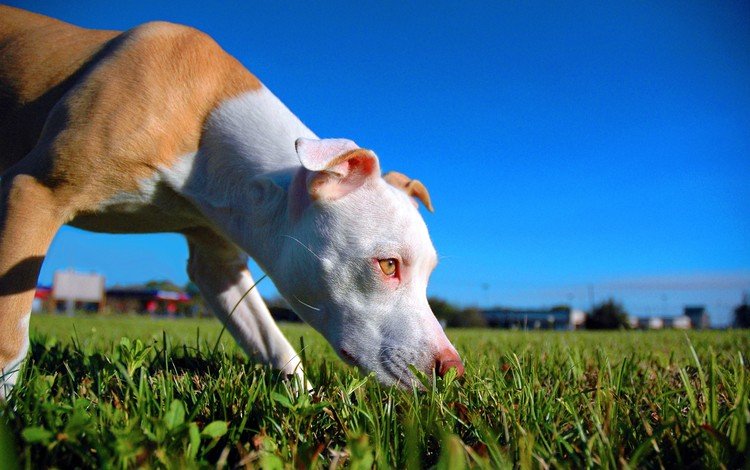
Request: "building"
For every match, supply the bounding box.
[52,270,106,313]
[33,285,53,312]
[684,306,710,329]
[663,316,691,330]
[482,307,585,330]
[630,313,699,330]
[106,288,192,316]
[648,317,664,330]
[33,283,193,316]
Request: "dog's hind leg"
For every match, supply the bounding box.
[184,228,307,386]
[0,174,64,400]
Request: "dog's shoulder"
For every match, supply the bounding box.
[0,6,119,172]
[1,8,263,205]
[110,20,262,99]
[52,19,263,173]
[0,6,118,104]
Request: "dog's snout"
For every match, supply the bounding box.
[434,348,464,378]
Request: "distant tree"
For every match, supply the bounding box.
[429,297,487,328]
[585,299,629,330]
[458,307,488,328]
[429,297,460,318]
[734,298,750,328]
[184,281,201,297]
[144,279,182,292]
[184,281,208,317]
[550,304,572,312]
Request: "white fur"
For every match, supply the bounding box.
[0,312,29,400]
[0,64,459,400]
[155,85,462,386]
[271,178,454,385]
[199,86,317,177]
[158,86,460,386]
[185,242,306,385]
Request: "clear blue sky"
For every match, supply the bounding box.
[12,1,750,324]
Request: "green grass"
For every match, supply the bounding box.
[1,314,749,468]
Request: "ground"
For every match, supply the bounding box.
[1,314,748,468]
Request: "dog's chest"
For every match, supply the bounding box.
[68,174,206,234]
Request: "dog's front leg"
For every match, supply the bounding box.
[0,175,65,400]
[184,229,306,385]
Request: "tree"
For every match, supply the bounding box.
[550,304,572,312]
[144,279,182,292]
[429,297,461,321]
[458,307,489,328]
[184,281,208,317]
[585,299,629,330]
[429,297,487,328]
[734,297,750,328]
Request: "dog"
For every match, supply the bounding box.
[0,6,463,397]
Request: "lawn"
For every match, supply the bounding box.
[1,314,748,468]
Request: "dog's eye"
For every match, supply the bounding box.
[378,258,398,276]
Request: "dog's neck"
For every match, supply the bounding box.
[202,87,317,176]
[163,86,316,267]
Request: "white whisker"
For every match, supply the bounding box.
[280,234,323,261]
[294,295,321,311]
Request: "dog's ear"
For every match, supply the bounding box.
[295,138,380,202]
[295,138,359,171]
[384,171,434,212]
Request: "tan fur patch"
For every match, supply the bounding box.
[0,6,119,171]
[0,6,264,370]
[0,175,63,365]
[1,6,262,215]
[384,171,434,212]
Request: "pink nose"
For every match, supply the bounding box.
[434,348,464,378]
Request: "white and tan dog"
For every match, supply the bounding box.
[0,6,463,397]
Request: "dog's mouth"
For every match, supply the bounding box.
[378,347,425,388]
[339,348,359,366]
[340,346,430,388]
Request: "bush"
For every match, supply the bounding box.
[429,298,487,328]
[585,299,629,330]
[734,301,750,328]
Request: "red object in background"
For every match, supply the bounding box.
[35,286,52,300]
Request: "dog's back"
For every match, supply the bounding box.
[0,7,262,214]
[0,6,118,172]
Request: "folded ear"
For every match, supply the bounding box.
[296,138,360,171]
[295,138,380,201]
[383,171,434,212]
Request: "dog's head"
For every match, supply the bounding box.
[264,138,463,386]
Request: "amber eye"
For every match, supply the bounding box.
[378,258,398,276]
